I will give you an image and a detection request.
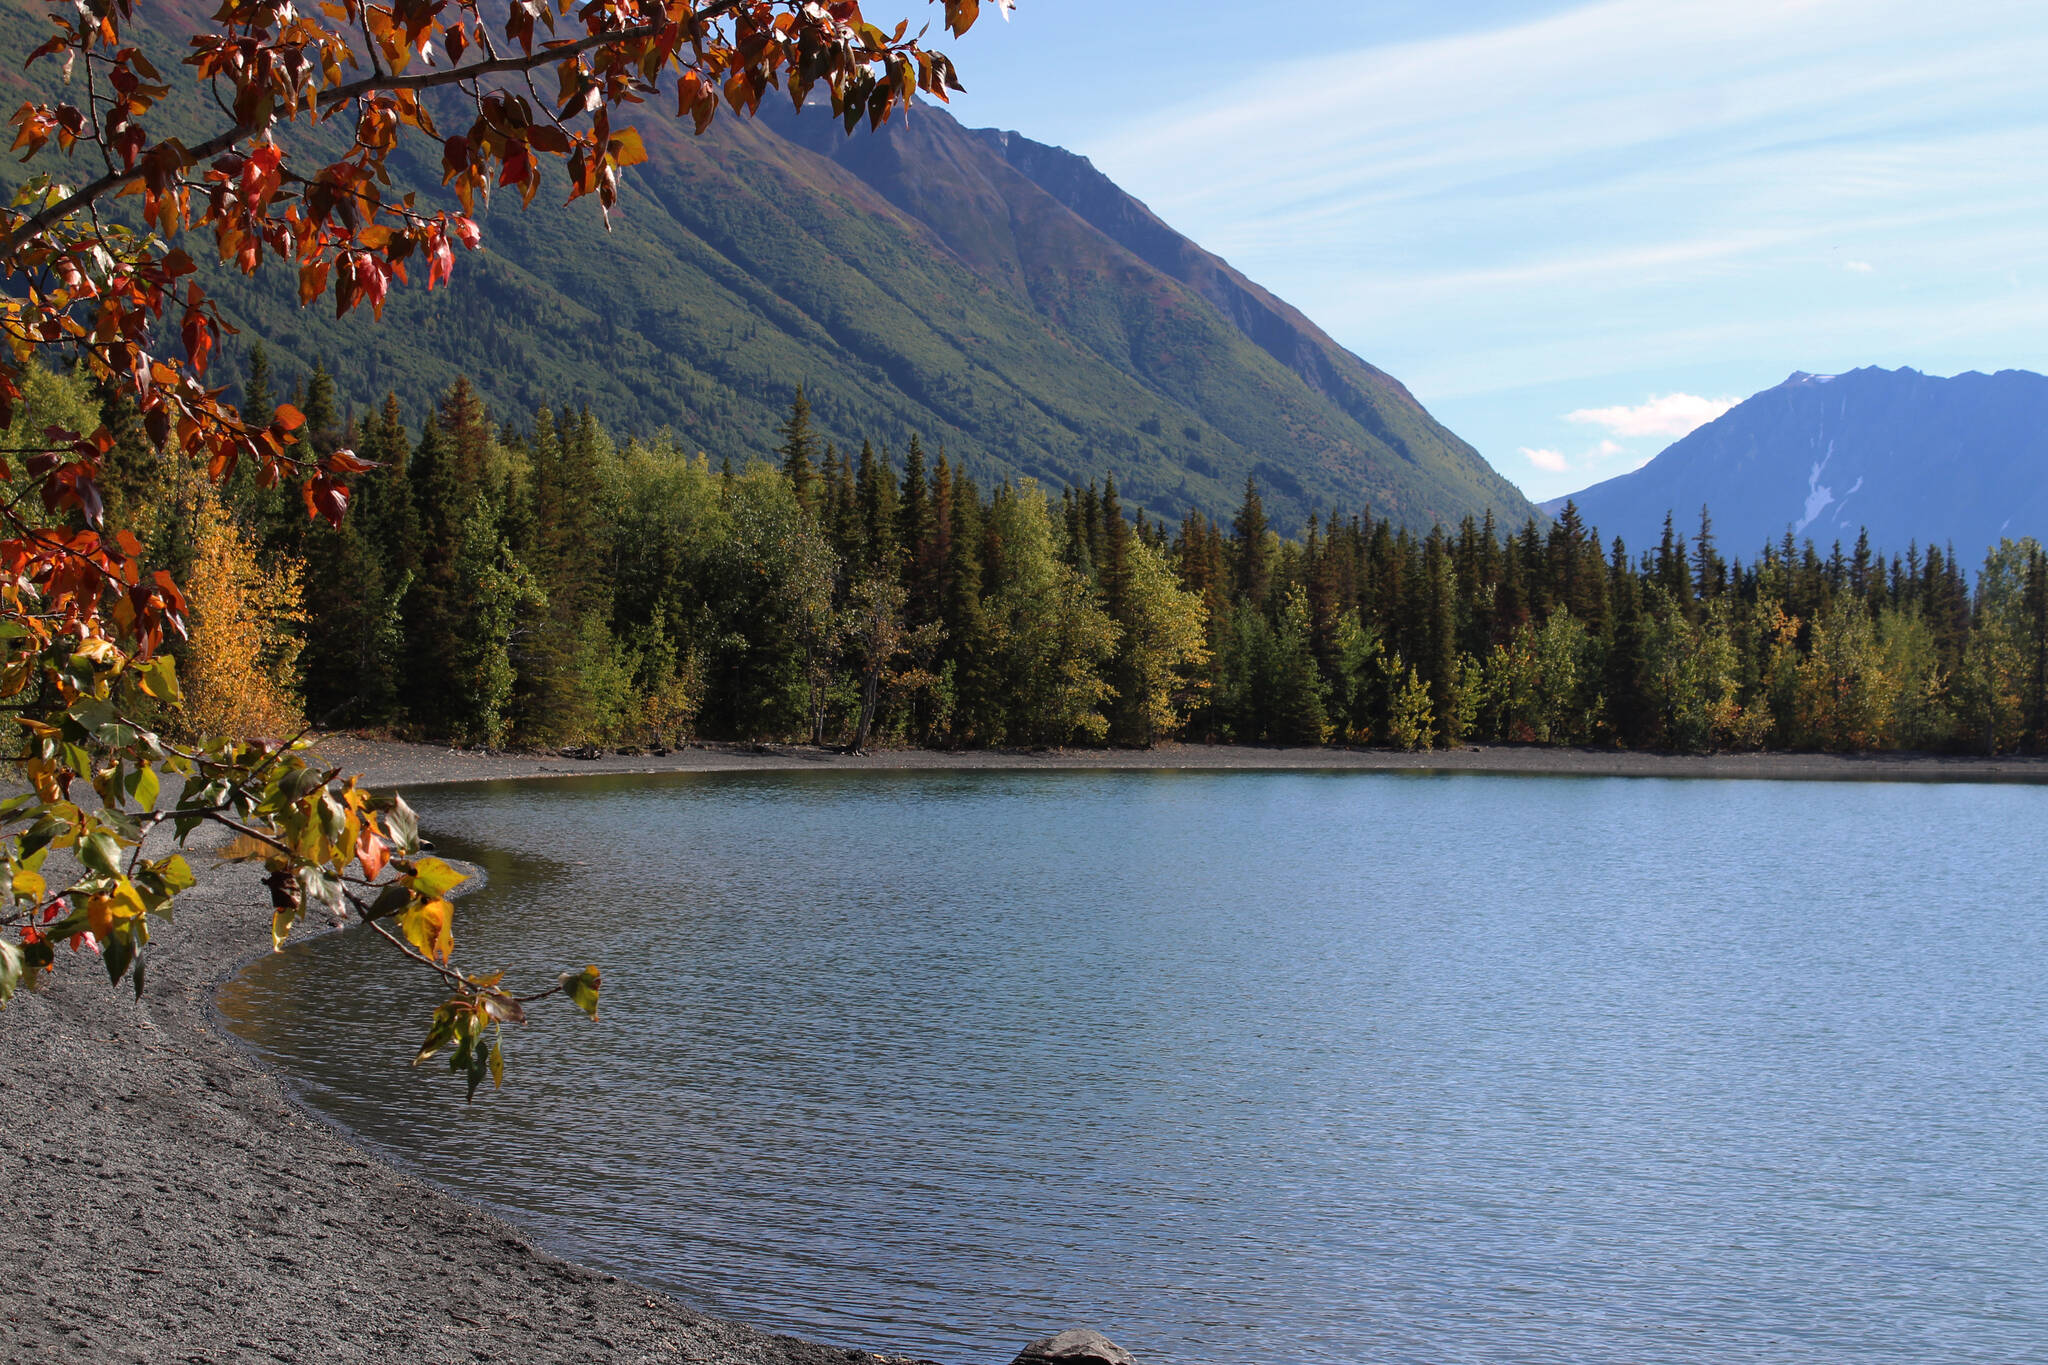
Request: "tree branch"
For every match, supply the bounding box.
[0,0,754,259]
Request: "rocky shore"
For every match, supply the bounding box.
[3,736,2039,1365]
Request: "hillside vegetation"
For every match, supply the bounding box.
[0,0,1531,535]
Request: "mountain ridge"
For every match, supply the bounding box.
[0,0,1535,536]
[1549,365,2048,563]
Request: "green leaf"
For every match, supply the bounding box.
[156,854,196,895]
[413,1000,461,1065]
[560,965,601,1021]
[128,765,160,812]
[99,809,143,842]
[71,697,118,735]
[365,883,410,920]
[80,830,123,878]
[101,930,134,987]
[136,655,180,704]
[43,906,87,942]
[276,765,327,802]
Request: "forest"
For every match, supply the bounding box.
[31,354,2048,758]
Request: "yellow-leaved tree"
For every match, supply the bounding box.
[178,476,307,740]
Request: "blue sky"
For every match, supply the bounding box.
[938,0,2048,502]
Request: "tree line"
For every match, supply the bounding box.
[65,357,2048,756]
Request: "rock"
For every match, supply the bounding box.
[1011,1329,1137,1365]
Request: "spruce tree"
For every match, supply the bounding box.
[855,439,896,571]
[1098,474,1143,743]
[1232,475,1270,607]
[1693,505,1724,601]
[776,385,818,509]
[896,435,935,618]
[241,342,276,430]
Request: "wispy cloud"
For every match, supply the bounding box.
[1100,0,2048,243]
[1074,0,2048,492]
[1566,394,1740,439]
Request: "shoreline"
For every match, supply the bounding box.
[319,733,2048,788]
[0,760,949,1365]
[6,737,2044,1365]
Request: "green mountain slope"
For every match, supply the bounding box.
[5,7,1533,533]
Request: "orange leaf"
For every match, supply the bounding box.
[356,829,389,882]
[608,127,647,168]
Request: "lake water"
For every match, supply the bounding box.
[218,770,2048,1364]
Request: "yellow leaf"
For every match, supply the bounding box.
[609,127,647,167]
[398,897,454,964]
[409,857,466,899]
[217,833,278,863]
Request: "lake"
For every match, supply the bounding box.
[218,769,2048,1364]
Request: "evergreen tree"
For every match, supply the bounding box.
[775,385,819,508]
[1267,584,1328,744]
[855,439,897,571]
[240,342,276,430]
[897,435,936,621]
[1232,476,1270,606]
[1419,527,1459,744]
[1694,505,1725,601]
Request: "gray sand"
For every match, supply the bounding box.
[0,763,940,1365]
[3,737,2039,1365]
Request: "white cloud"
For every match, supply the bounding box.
[1845,259,1877,273]
[1519,438,1631,475]
[1566,393,1740,439]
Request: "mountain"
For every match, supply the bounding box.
[1548,367,2048,565]
[207,97,1533,532]
[0,0,1533,534]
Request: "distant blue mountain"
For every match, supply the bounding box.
[1546,366,2048,567]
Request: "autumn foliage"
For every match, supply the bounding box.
[0,0,1003,1088]
[176,473,307,740]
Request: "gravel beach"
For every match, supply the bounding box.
[3,736,2041,1365]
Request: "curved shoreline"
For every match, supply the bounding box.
[5,738,2042,1365]
[0,768,946,1365]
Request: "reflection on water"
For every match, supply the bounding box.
[219,770,2048,1364]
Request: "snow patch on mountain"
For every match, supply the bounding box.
[1833,476,1865,528]
[1796,442,1836,535]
